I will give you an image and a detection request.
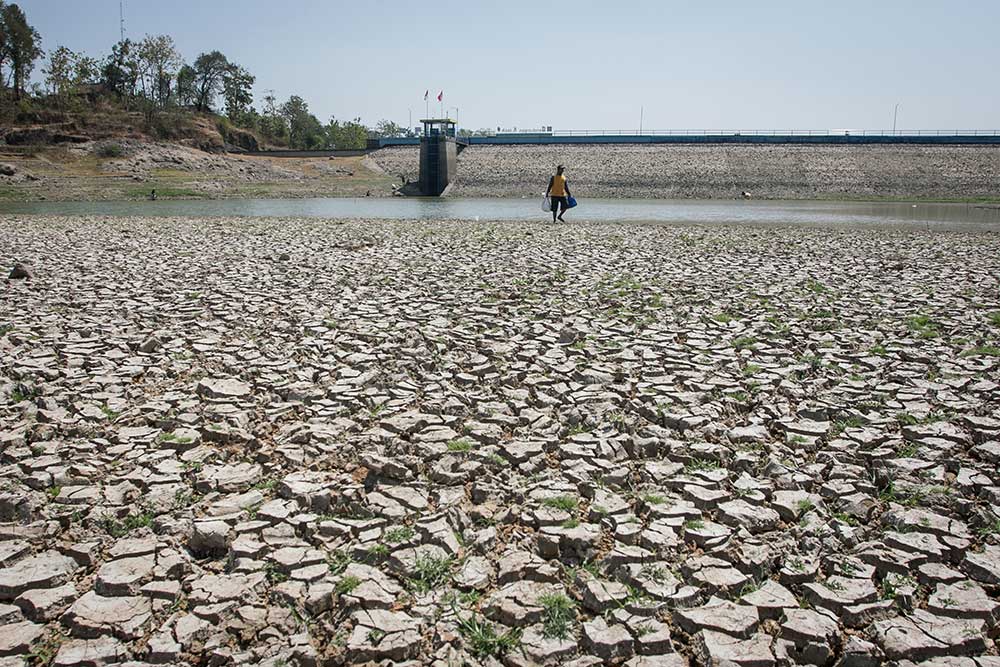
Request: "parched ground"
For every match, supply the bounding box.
[372,144,1000,200]
[2,215,1000,667]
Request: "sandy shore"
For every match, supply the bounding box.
[2,215,1000,665]
[373,143,1000,200]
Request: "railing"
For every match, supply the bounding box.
[551,129,1000,137]
[432,129,1000,138]
[377,130,1000,146]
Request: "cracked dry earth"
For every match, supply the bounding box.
[1,215,1000,667]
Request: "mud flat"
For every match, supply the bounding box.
[372,143,1000,200]
[2,215,1000,666]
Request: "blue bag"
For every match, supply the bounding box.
[567,196,578,209]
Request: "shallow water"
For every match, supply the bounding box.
[2,197,999,231]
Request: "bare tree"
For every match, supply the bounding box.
[0,0,8,89]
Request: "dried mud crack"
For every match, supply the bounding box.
[1,215,999,667]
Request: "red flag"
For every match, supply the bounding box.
[423,90,428,101]
[437,91,443,102]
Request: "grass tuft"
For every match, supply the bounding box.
[336,575,361,595]
[538,592,576,639]
[456,613,522,658]
[446,438,474,453]
[541,495,578,512]
[101,511,154,538]
[384,526,415,544]
[407,553,452,593]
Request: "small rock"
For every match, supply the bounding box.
[581,616,634,662]
[0,620,45,656]
[196,377,252,399]
[8,264,32,280]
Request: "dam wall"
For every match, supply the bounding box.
[370,143,1000,200]
[378,133,1000,147]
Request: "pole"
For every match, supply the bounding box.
[893,103,900,135]
[639,106,643,135]
[120,1,125,41]
[408,108,412,134]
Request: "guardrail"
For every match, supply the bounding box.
[544,129,1000,137]
[375,129,1000,140]
[375,131,1000,148]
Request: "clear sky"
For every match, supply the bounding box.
[16,0,1000,132]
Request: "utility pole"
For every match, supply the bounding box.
[639,106,644,135]
[120,1,125,42]
[892,103,900,135]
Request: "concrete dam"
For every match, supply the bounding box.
[372,142,1000,200]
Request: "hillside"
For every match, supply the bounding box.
[0,107,398,201]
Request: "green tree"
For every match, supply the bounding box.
[2,3,43,99]
[373,119,405,138]
[222,64,254,124]
[137,34,182,108]
[174,64,196,107]
[281,95,326,149]
[257,90,286,144]
[74,55,100,86]
[191,50,230,112]
[102,39,140,103]
[42,45,74,102]
[326,116,369,149]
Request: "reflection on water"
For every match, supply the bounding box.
[1,198,998,231]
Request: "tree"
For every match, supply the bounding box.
[174,64,196,107]
[326,116,368,150]
[222,64,254,124]
[257,89,286,144]
[102,39,140,103]
[373,119,405,138]
[137,35,181,108]
[191,50,230,112]
[280,95,325,149]
[0,1,8,89]
[44,46,101,108]
[2,3,43,99]
[74,55,99,86]
[43,45,74,100]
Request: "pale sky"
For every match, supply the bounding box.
[18,0,1000,132]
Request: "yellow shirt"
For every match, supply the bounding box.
[550,174,567,197]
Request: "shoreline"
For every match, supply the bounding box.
[2,200,1000,235]
[3,141,999,204]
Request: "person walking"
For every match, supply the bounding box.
[545,165,572,222]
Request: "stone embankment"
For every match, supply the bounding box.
[2,215,1000,665]
[371,144,1000,199]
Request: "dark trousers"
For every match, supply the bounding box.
[551,196,568,213]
